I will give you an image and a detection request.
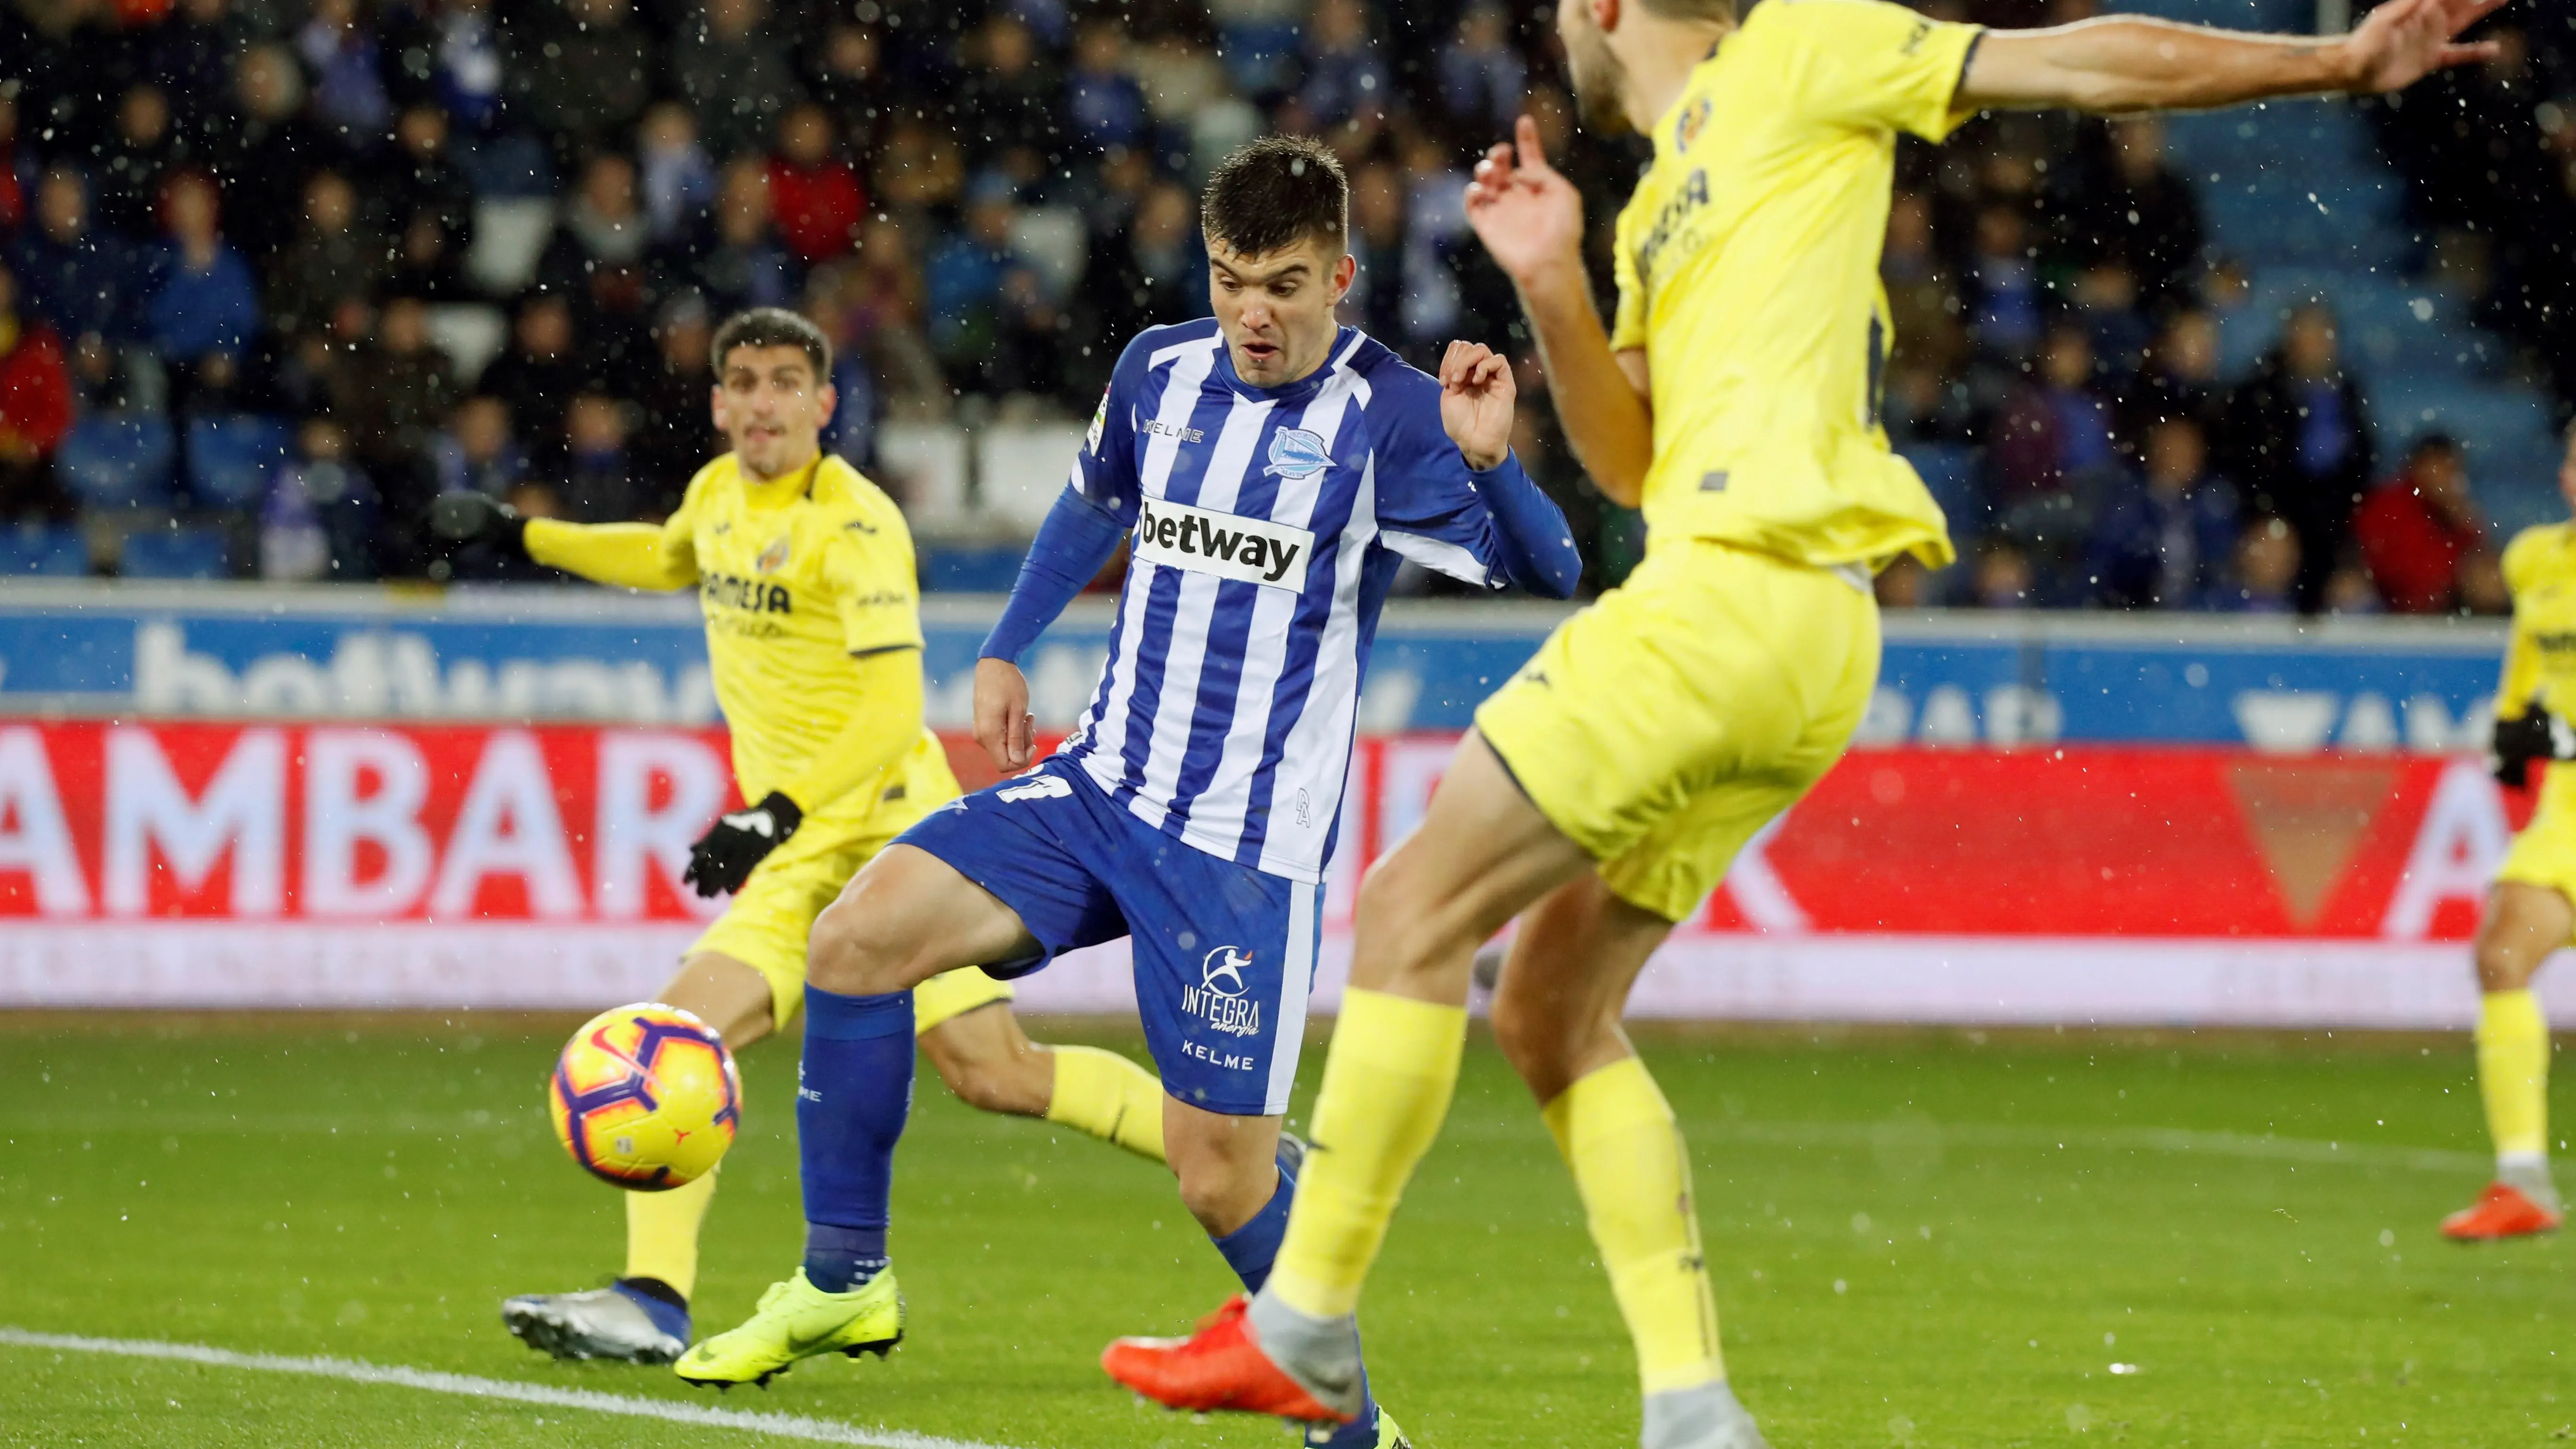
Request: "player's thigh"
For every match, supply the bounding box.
[1352,730,1598,990]
[810,843,1043,995]
[1114,837,1322,1120]
[2478,877,2575,991]
[652,950,779,1051]
[1488,873,1678,1105]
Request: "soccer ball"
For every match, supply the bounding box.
[548,1003,741,1191]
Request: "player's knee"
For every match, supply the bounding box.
[935,1047,1045,1117]
[808,895,914,995]
[2474,934,2540,993]
[1489,990,1589,1102]
[1170,1158,1260,1235]
[1354,857,1468,980]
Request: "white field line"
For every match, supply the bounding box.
[0,1328,1035,1449]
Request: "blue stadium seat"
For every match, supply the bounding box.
[120,526,230,580]
[0,523,89,577]
[185,414,294,509]
[56,413,178,510]
[1899,443,1987,538]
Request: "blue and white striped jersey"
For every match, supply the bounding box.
[1059,318,1519,883]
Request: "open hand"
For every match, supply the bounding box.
[1464,116,1587,290]
[2342,0,2507,94]
[1437,341,1514,472]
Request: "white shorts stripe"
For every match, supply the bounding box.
[1264,881,1318,1115]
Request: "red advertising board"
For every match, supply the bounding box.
[0,722,2556,1026]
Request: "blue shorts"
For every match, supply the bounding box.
[894,758,1324,1116]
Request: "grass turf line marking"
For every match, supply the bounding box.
[0,1328,1032,1449]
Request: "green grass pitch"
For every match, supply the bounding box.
[0,1013,2565,1448]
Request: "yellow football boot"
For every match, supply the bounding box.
[673,1268,903,1389]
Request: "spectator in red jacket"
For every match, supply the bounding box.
[2355,433,2491,614]
[765,103,866,266]
[0,260,75,522]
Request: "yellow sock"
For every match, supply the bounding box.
[1543,1056,1726,1395]
[1043,1045,1168,1164]
[1270,989,1468,1320]
[2478,989,2552,1162]
[625,1165,718,1301]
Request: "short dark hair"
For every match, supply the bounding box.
[2408,431,2463,462]
[711,306,830,379]
[1201,136,1347,258]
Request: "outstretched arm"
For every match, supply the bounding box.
[1959,0,2508,113]
[432,489,701,591]
[1465,117,1655,509]
[524,519,700,591]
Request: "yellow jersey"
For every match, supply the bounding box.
[2498,523,2576,723]
[1610,0,1983,569]
[526,451,947,841]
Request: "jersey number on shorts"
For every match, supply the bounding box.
[998,775,1075,803]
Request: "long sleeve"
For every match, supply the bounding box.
[524,490,698,591]
[2499,529,2545,715]
[775,646,926,812]
[1470,452,1583,600]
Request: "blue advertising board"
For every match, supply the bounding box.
[0,583,2508,750]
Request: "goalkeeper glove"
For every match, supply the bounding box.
[683,791,803,897]
[427,492,528,559]
[2489,699,2576,789]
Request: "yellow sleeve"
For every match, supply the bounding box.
[524,482,700,591]
[1768,0,1986,142]
[1609,198,1648,353]
[775,648,926,813]
[825,492,927,657]
[2497,528,2546,714]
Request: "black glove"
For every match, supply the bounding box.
[683,791,803,897]
[427,492,528,559]
[2490,699,2575,789]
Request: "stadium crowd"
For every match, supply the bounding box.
[0,0,2564,610]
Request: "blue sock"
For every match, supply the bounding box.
[610,1279,691,1342]
[1210,1157,1380,1447]
[797,984,914,1294]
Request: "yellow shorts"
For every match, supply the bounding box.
[2496,769,2576,936]
[1475,539,1881,923]
[690,775,1014,1037]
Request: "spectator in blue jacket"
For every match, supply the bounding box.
[2084,416,2242,610]
[1065,22,1146,154]
[925,177,1028,367]
[8,168,139,353]
[145,172,262,412]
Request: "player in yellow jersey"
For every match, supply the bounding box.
[1105,1,2510,1443]
[2451,419,2576,1242]
[430,307,1173,1364]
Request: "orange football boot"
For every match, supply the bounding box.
[2440,1183,2563,1241]
[1101,1295,1355,1425]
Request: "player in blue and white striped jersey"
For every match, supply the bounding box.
[676,138,1579,1442]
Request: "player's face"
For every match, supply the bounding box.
[1206,233,1357,389]
[710,344,836,481]
[1558,0,1633,135]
